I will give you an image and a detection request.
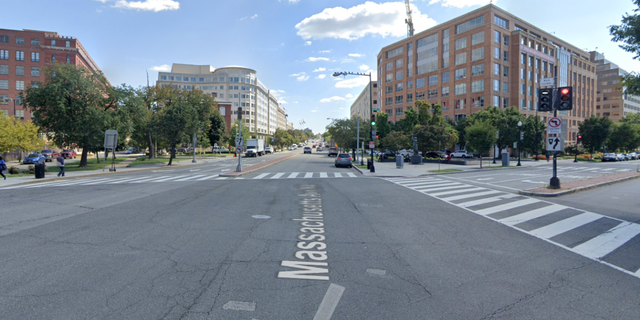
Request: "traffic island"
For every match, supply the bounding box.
[520,171,640,197]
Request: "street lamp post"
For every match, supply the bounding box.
[7,97,17,119]
[333,71,374,173]
[517,121,522,167]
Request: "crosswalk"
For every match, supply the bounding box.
[385,177,640,279]
[2,172,359,189]
[555,166,631,174]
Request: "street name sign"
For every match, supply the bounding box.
[540,77,555,87]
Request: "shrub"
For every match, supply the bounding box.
[578,154,591,159]
[532,155,547,160]
[8,166,20,174]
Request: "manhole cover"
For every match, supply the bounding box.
[252,215,271,219]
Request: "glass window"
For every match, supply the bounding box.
[455,15,485,34]
[16,66,24,76]
[386,85,393,94]
[472,31,484,45]
[493,79,500,91]
[31,52,39,62]
[471,80,484,93]
[494,15,508,29]
[66,40,70,48]
[16,37,24,44]
[0,80,8,90]
[386,74,393,83]
[31,67,39,76]
[16,80,24,90]
[455,37,467,50]
[16,51,24,61]
[176,76,182,81]
[0,36,8,43]
[455,68,466,80]
[442,86,449,97]
[66,56,70,64]
[416,78,425,88]
[503,82,508,93]
[471,64,484,76]
[494,46,500,59]
[503,50,509,61]
[455,83,467,95]
[428,75,438,85]
[503,35,509,46]
[395,95,404,104]
[386,47,404,59]
[396,59,403,68]
[407,93,413,103]
[51,54,56,62]
[471,47,484,61]
[0,65,8,75]
[386,62,393,71]
[31,38,40,45]
[396,70,403,81]
[428,89,438,99]
[161,75,167,80]
[51,39,56,46]
[407,80,413,90]
[455,52,466,65]
[494,30,500,43]
[503,66,509,77]
[396,83,403,92]
[494,63,500,75]
[442,72,449,83]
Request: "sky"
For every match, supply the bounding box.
[3,0,639,134]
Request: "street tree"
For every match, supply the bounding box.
[415,101,432,125]
[207,109,226,149]
[325,118,360,152]
[0,116,45,158]
[375,112,391,140]
[23,63,118,167]
[412,124,458,155]
[608,122,640,152]
[579,115,614,156]
[380,130,410,153]
[610,0,640,95]
[397,109,419,134]
[465,120,497,168]
[521,115,546,158]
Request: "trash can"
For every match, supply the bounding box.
[35,163,46,179]
[501,152,510,167]
[396,155,404,169]
[367,159,371,170]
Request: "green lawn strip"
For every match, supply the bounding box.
[64,158,127,172]
[356,165,367,169]
[128,156,193,166]
[485,165,516,169]
[428,169,462,173]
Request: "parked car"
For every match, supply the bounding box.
[450,150,472,158]
[40,149,61,162]
[61,149,77,159]
[264,147,273,154]
[602,153,617,162]
[328,147,338,157]
[424,151,445,159]
[627,152,637,160]
[212,146,229,153]
[317,146,323,151]
[304,147,312,154]
[335,153,353,168]
[125,147,140,154]
[24,153,46,164]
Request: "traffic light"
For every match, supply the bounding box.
[538,88,553,112]
[577,134,582,144]
[556,86,573,110]
[371,114,376,126]
[376,134,379,139]
[238,107,243,120]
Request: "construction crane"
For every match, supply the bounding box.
[405,0,414,37]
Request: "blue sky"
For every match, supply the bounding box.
[4,0,639,134]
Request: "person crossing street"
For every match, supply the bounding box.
[56,155,65,177]
[0,156,7,180]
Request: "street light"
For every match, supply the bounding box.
[333,71,375,173]
[517,121,522,167]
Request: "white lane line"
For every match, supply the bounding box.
[530,212,602,239]
[320,172,328,178]
[313,283,345,320]
[305,172,314,178]
[416,184,465,193]
[288,172,300,179]
[51,177,113,186]
[440,190,501,201]
[617,169,631,172]
[400,180,444,186]
[270,172,286,179]
[253,173,269,179]
[571,222,640,259]
[334,173,343,178]
[195,174,219,180]
[475,198,540,216]
[389,178,441,184]
[153,175,187,182]
[457,194,519,208]
[429,187,486,197]
[174,175,206,181]
[500,204,567,226]
[215,177,228,180]
[347,173,357,178]
[132,176,170,183]
[602,168,615,171]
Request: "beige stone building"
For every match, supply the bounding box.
[590,51,640,122]
[377,4,597,143]
[349,81,379,120]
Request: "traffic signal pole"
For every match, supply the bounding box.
[550,104,560,189]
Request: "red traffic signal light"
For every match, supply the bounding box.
[560,88,570,95]
[556,86,573,110]
[577,134,582,144]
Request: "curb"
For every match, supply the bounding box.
[519,173,640,197]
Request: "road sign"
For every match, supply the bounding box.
[540,77,555,87]
[236,147,243,153]
[547,137,563,151]
[236,136,243,146]
[547,117,562,134]
[104,130,118,148]
[369,141,375,149]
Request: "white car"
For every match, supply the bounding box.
[450,150,472,158]
[264,147,273,154]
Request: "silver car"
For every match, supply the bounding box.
[334,153,353,168]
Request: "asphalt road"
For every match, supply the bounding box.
[1,150,640,319]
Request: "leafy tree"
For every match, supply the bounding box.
[465,120,497,168]
[579,115,614,156]
[0,116,45,159]
[207,109,226,148]
[412,124,458,154]
[274,128,293,150]
[608,122,640,152]
[228,120,251,148]
[610,0,640,95]
[415,101,432,125]
[381,130,410,153]
[23,63,118,167]
[0,115,17,154]
[521,115,546,157]
[453,117,469,150]
[375,112,391,140]
[325,118,362,152]
[397,108,419,134]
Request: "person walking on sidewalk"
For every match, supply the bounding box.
[56,155,65,177]
[0,156,7,180]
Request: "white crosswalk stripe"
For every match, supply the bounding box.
[384,177,640,280]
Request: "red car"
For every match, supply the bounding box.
[61,149,77,159]
[40,149,61,162]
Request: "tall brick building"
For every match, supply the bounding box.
[0,28,102,121]
[377,4,596,144]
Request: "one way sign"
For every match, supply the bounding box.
[546,137,563,152]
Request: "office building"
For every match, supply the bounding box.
[590,51,640,121]
[0,28,102,121]
[350,81,379,120]
[377,4,596,143]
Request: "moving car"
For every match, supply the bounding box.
[40,149,60,162]
[61,149,77,159]
[328,147,338,157]
[304,147,312,154]
[335,153,353,168]
[317,146,323,151]
[23,153,46,164]
[424,151,445,159]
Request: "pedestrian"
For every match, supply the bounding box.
[0,156,7,180]
[56,155,65,177]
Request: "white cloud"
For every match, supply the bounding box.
[240,13,258,20]
[345,93,354,98]
[305,41,312,46]
[348,53,364,58]
[112,0,180,12]
[313,67,326,72]
[316,74,326,79]
[149,64,171,71]
[341,58,355,64]
[295,1,437,40]
[428,0,494,8]
[319,50,332,53]
[358,64,369,71]
[307,57,330,62]
[320,96,347,103]
[290,72,310,81]
[279,0,300,3]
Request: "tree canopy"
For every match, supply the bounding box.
[610,0,640,95]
